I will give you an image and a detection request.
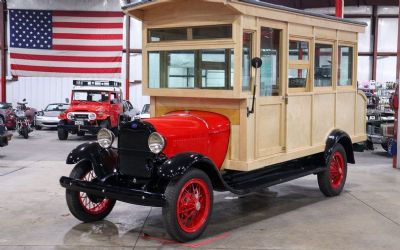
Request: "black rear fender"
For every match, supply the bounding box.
[156,153,225,190]
[325,130,355,164]
[66,142,117,178]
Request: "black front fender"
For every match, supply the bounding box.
[325,129,355,164]
[156,153,225,190]
[66,142,118,178]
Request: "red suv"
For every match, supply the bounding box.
[58,80,123,140]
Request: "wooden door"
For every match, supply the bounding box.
[255,23,287,158]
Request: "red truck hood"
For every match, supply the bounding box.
[145,110,230,168]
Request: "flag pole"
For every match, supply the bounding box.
[0,0,6,102]
[125,14,131,101]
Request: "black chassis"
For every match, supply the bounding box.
[60,125,356,208]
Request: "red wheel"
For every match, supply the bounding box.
[66,161,116,222]
[318,144,348,197]
[163,169,213,242]
[176,178,211,233]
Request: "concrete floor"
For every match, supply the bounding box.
[0,130,400,250]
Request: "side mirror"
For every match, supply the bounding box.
[65,98,70,103]
[251,57,262,69]
[22,98,27,102]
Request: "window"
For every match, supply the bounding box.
[192,25,232,40]
[289,41,309,61]
[148,25,232,42]
[289,69,308,88]
[148,49,234,89]
[314,43,333,87]
[260,27,280,96]
[73,91,109,102]
[288,39,310,91]
[242,32,253,91]
[338,46,354,86]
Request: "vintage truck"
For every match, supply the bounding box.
[59,0,367,242]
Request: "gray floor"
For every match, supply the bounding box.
[0,130,399,250]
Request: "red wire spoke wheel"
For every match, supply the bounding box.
[318,144,348,197]
[65,161,116,222]
[176,178,211,233]
[78,169,113,215]
[163,168,213,242]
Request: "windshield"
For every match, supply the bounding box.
[0,103,11,109]
[73,91,110,102]
[45,104,69,111]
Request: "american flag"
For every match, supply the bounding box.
[9,9,124,78]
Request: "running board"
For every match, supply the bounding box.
[222,156,326,194]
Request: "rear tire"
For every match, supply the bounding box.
[66,161,116,222]
[162,168,213,242]
[58,127,68,140]
[318,144,347,197]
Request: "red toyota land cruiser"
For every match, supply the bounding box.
[57,80,123,140]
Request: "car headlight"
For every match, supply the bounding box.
[148,132,165,154]
[89,113,96,120]
[97,128,115,149]
[67,113,74,120]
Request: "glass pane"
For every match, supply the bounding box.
[289,40,309,61]
[348,18,372,53]
[377,56,397,83]
[314,43,333,87]
[242,32,252,91]
[378,6,399,15]
[338,46,353,86]
[149,28,187,42]
[378,18,398,52]
[289,69,308,88]
[357,56,372,84]
[201,49,230,88]
[168,51,195,88]
[192,25,232,40]
[149,52,160,88]
[260,27,280,97]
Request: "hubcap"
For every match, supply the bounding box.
[176,178,210,233]
[78,169,112,215]
[329,152,345,189]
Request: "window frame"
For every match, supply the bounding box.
[313,40,336,91]
[242,30,255,92]
[288,37,312,93]
[337,43,356,89]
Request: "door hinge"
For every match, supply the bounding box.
[283,95,289,105]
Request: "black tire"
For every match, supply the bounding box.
[58,127,68,140]
[35,125,42,130]
[22,126,29,139]
[162,168,213,242]
[381,142,389,152]
[77,131,85,137]
[65,161,116,222]
[318,144,347,197]
[0,116,4,126]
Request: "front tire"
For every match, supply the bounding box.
[58,127,68,140]
[318,144,347,197]
[35,125,42,130]
[65,161,116,222]
[22,126,29,139]
[162,168,213,242]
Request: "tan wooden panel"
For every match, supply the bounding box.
[287,95,312,150]
[230,125,240,161]
[314,27,336,40]
[256,104,283,157]
[313,93,335,145]
[336,92,356,136]
[289,23,313,37]
[338,31,358,42]
[355,91,367,136]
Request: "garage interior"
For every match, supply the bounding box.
[1,0,400,249]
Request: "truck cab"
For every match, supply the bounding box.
[57,80,123,140]
[60,0,367,243]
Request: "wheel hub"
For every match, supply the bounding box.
[195,201,201,211]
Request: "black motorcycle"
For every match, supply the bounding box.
[15,101,33,139]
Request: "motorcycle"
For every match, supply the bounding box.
[15,100,34,139]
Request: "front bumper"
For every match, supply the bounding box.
[59,176,166,207]
[36,116,60,128]
[0,132,12,147]
[59,124,102,134]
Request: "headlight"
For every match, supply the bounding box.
[148,132,165,154]
[89,113,96,120]
[67,113,74,120]
[97,128,115,149]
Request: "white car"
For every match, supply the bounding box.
[35,103,69,130]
